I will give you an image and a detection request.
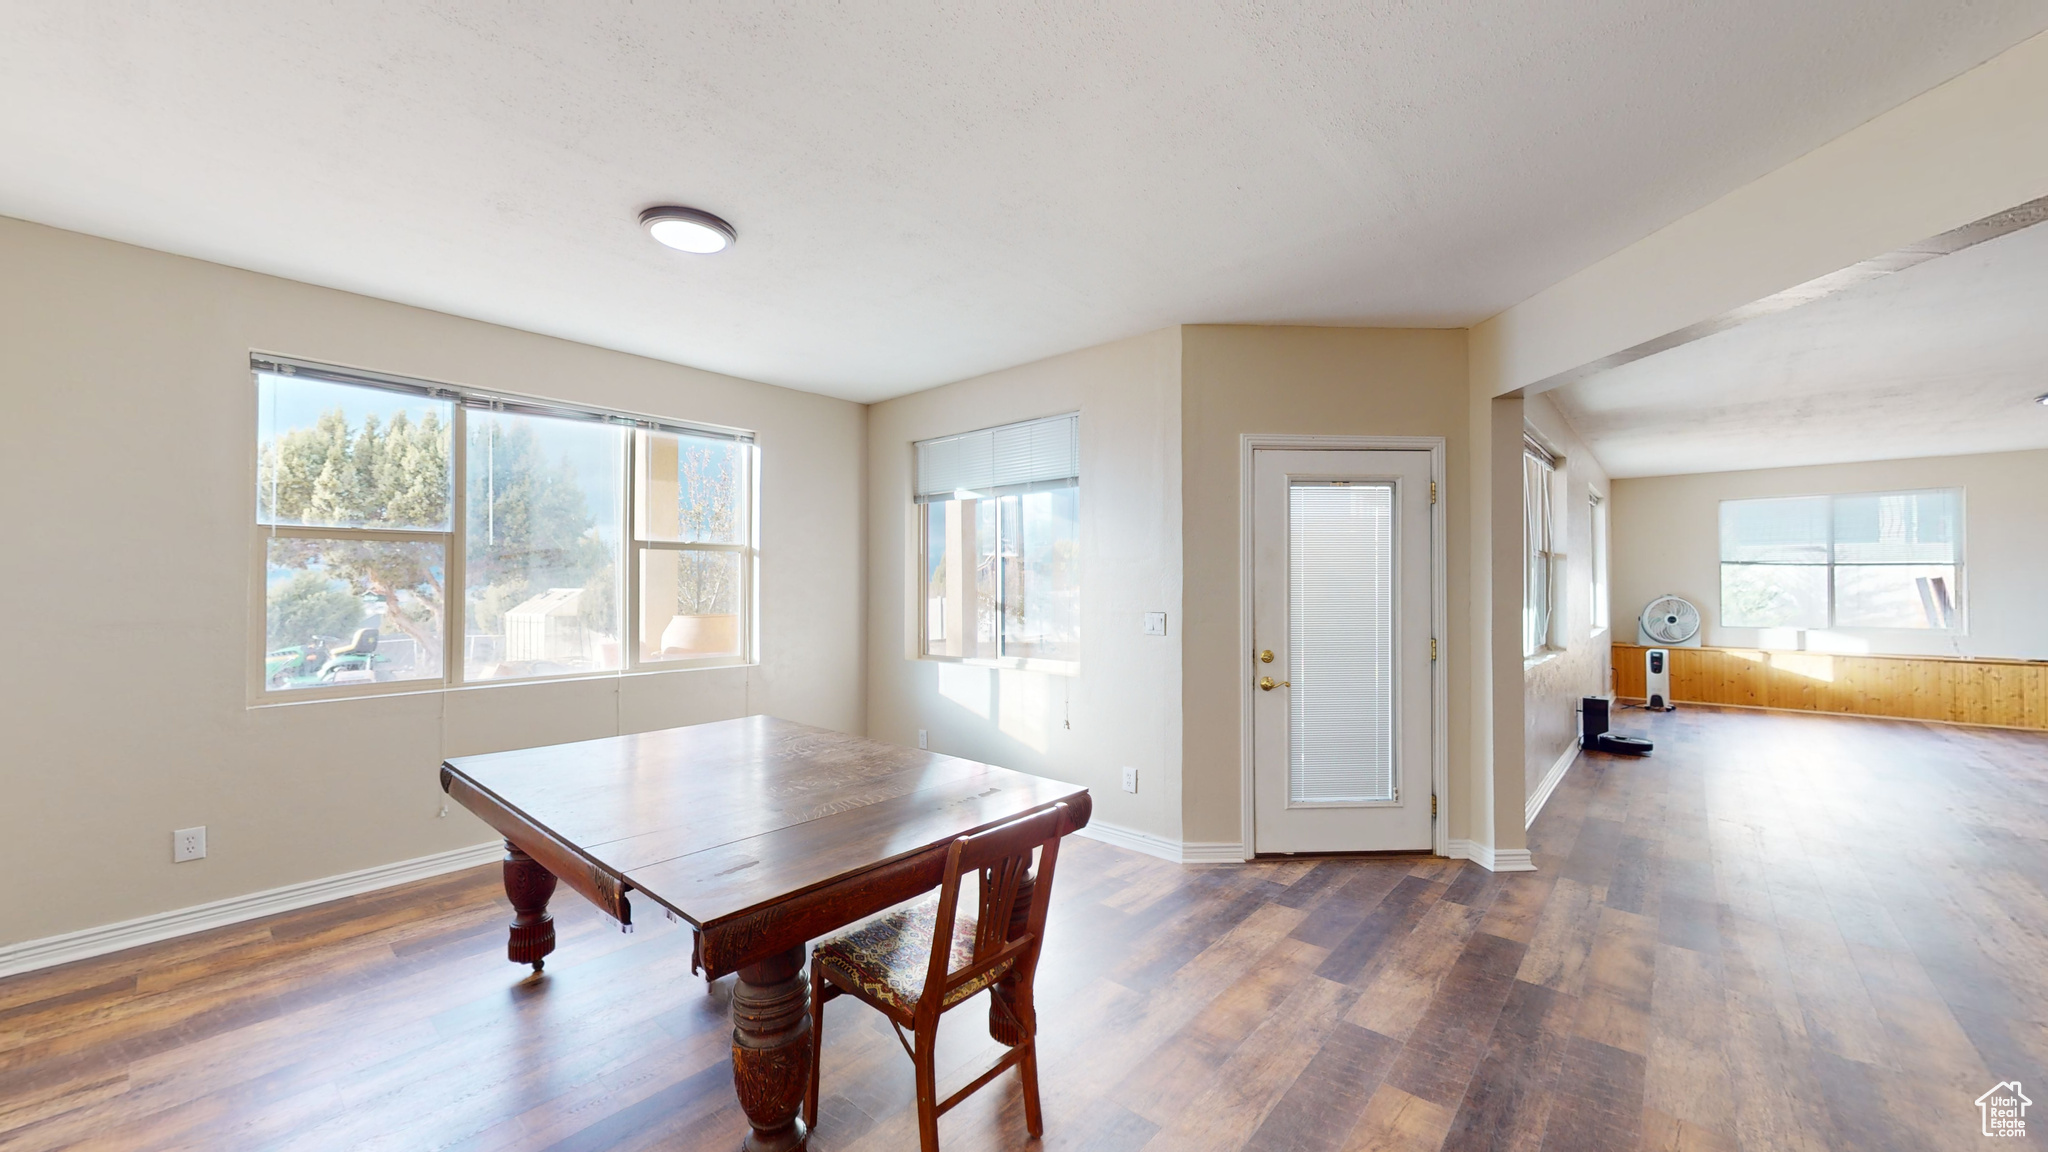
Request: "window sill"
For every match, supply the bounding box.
[247,660,757,709]
[916,654,1081,678]
[1524,650,1564,670]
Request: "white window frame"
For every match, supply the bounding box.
[1523,438,1562,659]
[249,355,757,705]
[1716,487,1965,634]
[625,428,758,675]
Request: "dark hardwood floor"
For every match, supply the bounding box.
[3,706,2043,1150]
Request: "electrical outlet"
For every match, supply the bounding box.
[1122,767,1138,793]
[1143,612,1167,636]
[917,728,929,750]
[173,826,206,863]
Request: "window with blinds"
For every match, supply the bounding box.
[1523,442,1560,657]
[1718,489,1962,631]
[1288,483,1396,804]
[915,414,1081,667]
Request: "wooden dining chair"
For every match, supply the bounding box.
[805,803,1069,1151]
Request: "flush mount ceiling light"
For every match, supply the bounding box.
[2037,392,2048,406]
[639,206,735,254]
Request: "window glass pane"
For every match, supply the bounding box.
[920,498,997,659]
[639,550,743,661]
[976,498,1000,653]
[1000,488,1080,661]
[1590,497,1609,631]
[1720,563,1827,629]
[1523,451,1556,655]
[264,538,445,690]
[1835,564,1957,629]
[1289,483,1395,804]
[1720,496,1829,563]
[464,412,625,680]
[257,372,453,530]
[1832,491,1957,564]
[923,503,949,656]
[635,431,745,544]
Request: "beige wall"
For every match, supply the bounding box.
[1610,449,2048,661]
[1180,325,1473,849]
[1522,395,1611,805]
[0,217,867,947]
[865,329,1184,844]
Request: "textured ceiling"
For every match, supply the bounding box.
[3,4,2046,402]
[1550,220,2048,478]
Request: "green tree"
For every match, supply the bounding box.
[468,418,613,637]
[260,408,451,658]
[676,439,741,614]
[265,571,368,649]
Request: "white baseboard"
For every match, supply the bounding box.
[1526,741,1579,828]
[1075,819,1182,863]
[1086,819,1522,871]
[1074,821,1247,865]
[0,841,503,980]
[1446,838,1538,873]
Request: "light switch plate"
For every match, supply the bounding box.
[1122,767,1138,793]
[173,826,206,863]
[1143,612,1167,636]
[917,728,929,750]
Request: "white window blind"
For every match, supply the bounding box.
[914,413,1079,503]
[1288,483,1396,805]
[1831,491,1957,565]
[1720,496,1830,564]
[1522,445,1558,656]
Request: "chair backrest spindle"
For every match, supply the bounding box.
[918,804,1068,1021]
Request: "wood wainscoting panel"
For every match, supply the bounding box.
[1611,644,2048,731]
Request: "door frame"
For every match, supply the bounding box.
[1238,434,1449,860]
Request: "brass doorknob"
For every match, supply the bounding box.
[1259,649,1274,663]
[1259,677,1289,691]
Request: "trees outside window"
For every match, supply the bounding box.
[255,362,753,696]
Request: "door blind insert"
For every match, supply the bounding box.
[1288,482,1396,805]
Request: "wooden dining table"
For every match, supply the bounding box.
[439,715,1092,1152]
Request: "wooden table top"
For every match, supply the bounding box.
[442,715,1090,932]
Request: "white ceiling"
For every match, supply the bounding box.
[1550,219,2048,478]
[3,4,2046,402]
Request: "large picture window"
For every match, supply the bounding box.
[916,413,1080,668]
[256,358,754,696]
[1719,489,1961,631]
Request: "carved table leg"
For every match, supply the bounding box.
[732,943,812,1152]
[502,840,557,971]
[989,865,1034,1046]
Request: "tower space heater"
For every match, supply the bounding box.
[1643,648,1673,711]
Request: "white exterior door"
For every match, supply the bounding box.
[1252,449,1435,854]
